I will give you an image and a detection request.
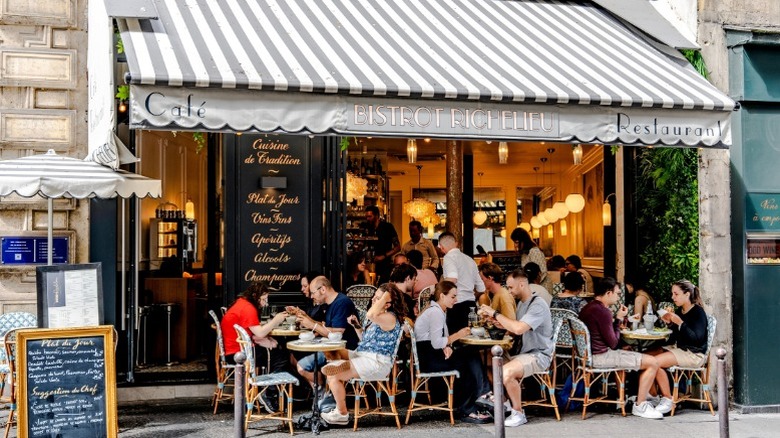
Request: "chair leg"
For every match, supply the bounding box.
[353,382,362,431]
[671,370,682,416]
[447,376,455,425]
[405,376,421,424]
[581,373,590,420]
[286,384,295,435]
[617,371,626,417]
[4,408,14,438]
[702,371,715,416]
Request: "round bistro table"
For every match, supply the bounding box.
[287,339,346,434]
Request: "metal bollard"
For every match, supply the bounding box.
[491,345,505,438]
[234,352,246,438]
[716,348,729,438]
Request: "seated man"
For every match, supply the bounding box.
[578,277,662,419]
[295,276,359,392]
[389,263,418,319]
[478,262,516,319]
[478,268,553,427]
[406,249,438,301]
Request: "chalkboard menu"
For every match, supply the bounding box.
[488,250,522,283]
[234,135,311,293]
[17,326,117,438]
[36,263,104,328]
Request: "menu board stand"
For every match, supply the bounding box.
[16,325,117,438]
[36,263,103,328]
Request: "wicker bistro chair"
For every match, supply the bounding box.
[669,314,717,416]
[347,321,408,431]
[550,308,578,388]
[208,310,236,414]
[404,324,460,425]
[417,285,434,313]
[567,316,628,419]
[0,312,36,438]
[346,284,378,312]
[521,317,564,421]
[233,325,299,435]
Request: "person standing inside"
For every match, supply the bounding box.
[477,269,553,427]
[510,227,551,294]
[439,231,486,333]
[565,254,594,296]
[402,220,440,271]
[365,205,400,285]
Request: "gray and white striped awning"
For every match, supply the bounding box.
[116,0,736,147]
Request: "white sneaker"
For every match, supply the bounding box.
[321,409,349,425]
[654,397,674,415]
[645,394,661,407]
[632,401,663,419]
[504,409,528,427]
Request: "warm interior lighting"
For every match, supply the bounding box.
[407,138,418,163]
[553,201,569,218]
[565,193,586,213]
[498,142,509,164]
[346,172,368,203]
[473,210,488,226]
[500,228,506,238]
[537,213,549,226]
[547,224,554,239]
[530,216,542,229]
[405,198,435,220]
[603,193,616,227]
[532,228,540,239]
[543,207,559,223]
[572,145,583,165]
[519,222,531,232]
[185,198,195,220]
[560,219,568,236]
[118,101,127,113]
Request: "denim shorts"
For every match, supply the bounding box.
[298,352,327,372]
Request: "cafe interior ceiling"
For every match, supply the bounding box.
[348,137,596,176]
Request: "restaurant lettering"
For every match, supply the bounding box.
[144,91,206,119]
[238,135,309,288]
[616,113,722,139]
[353,104,556,133]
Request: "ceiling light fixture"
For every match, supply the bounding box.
[498,142,508,164]
[407,138,418,163]
[572,144,583,165]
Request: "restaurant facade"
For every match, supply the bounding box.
[0,0,744,411]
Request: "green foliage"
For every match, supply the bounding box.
[115,85,129,100]
[681,50,709,79]
[635,147,699,302]
[192,132,206,153]
[115,32,125,54]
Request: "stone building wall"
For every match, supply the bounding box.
[0,0,89,313]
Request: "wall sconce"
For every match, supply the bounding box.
[118,100,127,113]
[547,224,553,239]
[572,145,583,165]
[560,219,568,236]
[498,142,508,164]
[532,228,540,239]
[603,193,616,226]
[407,138,417,163]
[185,198,195,220]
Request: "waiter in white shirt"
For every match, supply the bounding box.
[438,231,486,333]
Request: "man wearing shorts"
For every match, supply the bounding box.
[578,277,662,419]
[478,268,552,427]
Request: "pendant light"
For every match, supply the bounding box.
[406,138,418,163]
[572,144,583,165]
[565,192,586,213]
[404,165,435,219]
[498,142,508,164]
[540,154,559,223]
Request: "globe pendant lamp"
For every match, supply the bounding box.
[543,207,559,223]
[530,216,542,229]
[553,201,569,218]
[519,222,532,232]
[565,193,585,213]
[404,165,435,219]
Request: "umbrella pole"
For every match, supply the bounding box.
[48,197,53,265]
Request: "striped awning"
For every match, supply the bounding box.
[116,0,736,147]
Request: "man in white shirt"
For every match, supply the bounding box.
[438,231,486,333]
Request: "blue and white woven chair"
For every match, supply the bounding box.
[208,310,236,414]
[346,284,377,314]
[521,317,563,421]
[669,314,717,416]
[567,316,627,419]
[550,308,578,388]
[233,325,299,435]
[404,324,459,425]
[347,321,408,431]
[0,312,36,438]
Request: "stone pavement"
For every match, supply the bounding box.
[115,397,780,438]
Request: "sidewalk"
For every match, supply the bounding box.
[117,397,780,437]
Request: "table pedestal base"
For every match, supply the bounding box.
[296,412,330,434]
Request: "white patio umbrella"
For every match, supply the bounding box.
[0,149,161,264]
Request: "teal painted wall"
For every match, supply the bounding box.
[730,41,780,407]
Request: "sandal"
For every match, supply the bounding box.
[476,391,494,407]
[461,411,491,424]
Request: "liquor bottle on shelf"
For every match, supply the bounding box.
[360,157,366,175]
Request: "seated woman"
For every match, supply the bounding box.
[414,281,491,424]
[624,273,655,318]
[344,252,371,289]
[549,271,588,313]
[565,255,594,296]
[319,283,407,426]
[650,280,709,415]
